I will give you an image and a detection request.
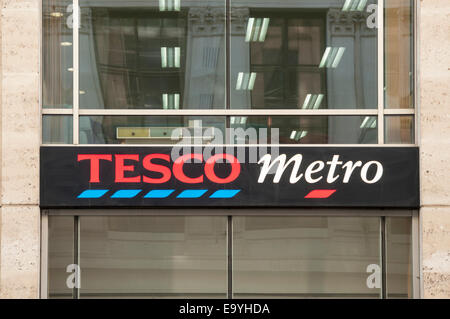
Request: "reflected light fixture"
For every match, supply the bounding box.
[50,12,64,18]
[60,42,72,47]
[342,0,368,12]
[290,130,308,141]
[319,47,346,68]
[161,47,181,68]
[162,93,180,109]
[302,94,324,109]
[67,67,74,72]
[230,117,248,125]
[159,0,180,12]
[236,72,257,91]
[360,116,377,129]
[245,17,270,42]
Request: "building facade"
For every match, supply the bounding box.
[0,0,449,298]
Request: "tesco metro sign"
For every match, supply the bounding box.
[40,146,419,208]
[77,153,383,185]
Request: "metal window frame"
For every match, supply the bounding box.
[40,0,418,147]
[40,209,419,299]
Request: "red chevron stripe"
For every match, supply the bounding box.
[304,189,337,199]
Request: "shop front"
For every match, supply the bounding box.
[40,0,419,298]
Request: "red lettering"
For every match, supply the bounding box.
[205,154,241,183]
[77,154,112,183]
[115,154,141,183]
[142,154,172,184]
[173,154,203,184]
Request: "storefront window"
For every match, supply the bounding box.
[48,216,74,298]
[77,216,228,298]
[386,217,413,298]
[47,213,415,299]
[233,216,381,298]
[42,0,416,145]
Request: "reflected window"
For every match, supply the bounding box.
[42,0,415,145]
[230,1,378,109]
[43,0,73,109]
[43,115,73,144]
[79,1,226,109]
[79,115,226,144]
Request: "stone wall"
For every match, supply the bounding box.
[0,0,41,298]
[420,0,450,298]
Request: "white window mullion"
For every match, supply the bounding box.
[378,0,384,144]
[73,0,80,144]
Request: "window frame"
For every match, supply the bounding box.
[40,209,421,299]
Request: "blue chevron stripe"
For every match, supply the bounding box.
[144,189,175,198]
[209,189,241,198]
[177,189,208,198]
[77,189,109,199]
[111,189,142,198]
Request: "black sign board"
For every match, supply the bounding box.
[40,146,420,208]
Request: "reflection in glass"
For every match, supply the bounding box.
[233,217,381,298]
[386,217,413,298]
[79,115,226,144]
[79,216,227,298]
[384,115,414,144]
[230,0,377,109]
[79,1,225,109]
[48,216,74,299]
[385,0,414,109]
[43,0,73,109]
[80,115,376,144]
[230,116,377,144]
[42,115,73,144]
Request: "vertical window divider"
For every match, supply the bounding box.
[377,0,385,144]
[225,0,231,143]
[73,0,80,144]
[73,216,80,299]
[40,210,49,299]
[227,215,233,299]
[380,216,387,298]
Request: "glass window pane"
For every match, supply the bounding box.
[386,217,413,298]
[233,216,381,298]
[230,116,378,144]
[79,0,226,109]
[79,115,226,144]
[43,115,73,144]
[48,216,74,299]
[385,0,414,109]
[43,0,73,109]
[230,0,378,109]
[384,115,414,144]
[79,216,227,298]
